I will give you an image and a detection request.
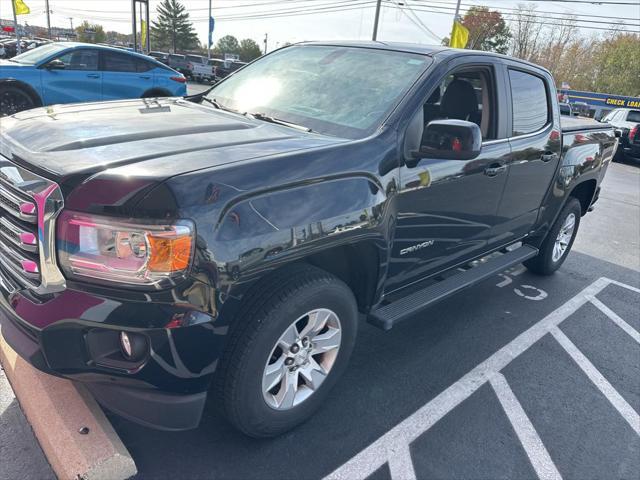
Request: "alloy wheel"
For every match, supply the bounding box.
[262,308,342,410]
[552,212,576,262]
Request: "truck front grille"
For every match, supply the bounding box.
[0,155,66,294]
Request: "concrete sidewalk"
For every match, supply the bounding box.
[0,367,54,480]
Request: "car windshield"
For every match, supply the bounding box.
[205,45,431,138]
[627,110,640,123]
[9,43,67,65]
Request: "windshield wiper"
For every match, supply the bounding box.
[247,112,312,132]
[201,97,241,114]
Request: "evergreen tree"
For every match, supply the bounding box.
[151,0,199,53]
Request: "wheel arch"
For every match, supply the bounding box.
[141,87,172,98]
[0,78,43,107]
[568,179,597,215]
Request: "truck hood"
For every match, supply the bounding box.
[0,98,345,183]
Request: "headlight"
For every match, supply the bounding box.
[57,210,195,287]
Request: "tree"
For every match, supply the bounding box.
[151,0,199,53]
[509,4,544,61]
[460,6,511,54]
[213,35,241,56]
[76,21,106,44]
[591,33,640,96]
[239,39,262,62]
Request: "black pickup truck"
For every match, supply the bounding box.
[0,42,617,437]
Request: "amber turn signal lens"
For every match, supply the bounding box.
[147,235,193,272]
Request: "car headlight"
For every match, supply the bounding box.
[57,210,195,287]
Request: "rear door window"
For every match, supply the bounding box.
[508,69,550,136]
[103,51,137,72]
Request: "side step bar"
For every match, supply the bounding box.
[369,245,539,330]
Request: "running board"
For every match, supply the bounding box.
[369,245,539,330]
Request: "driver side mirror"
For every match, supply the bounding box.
[44,59,65,70]
[410,119,482,164]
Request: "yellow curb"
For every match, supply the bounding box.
[0,327,137,480]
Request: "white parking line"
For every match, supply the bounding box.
[325,277,640,480]
[588,295,640,344]
[551,327,640,436]
[490,373,562,480]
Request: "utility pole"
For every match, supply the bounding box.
[372,0,382,41]
[264,33,268,54]
[131,0,137,51]
[68,17,73,31]
[449,0,462,46]
[11,0,21,55]
[45,0,52,39]
[452,0,462,23]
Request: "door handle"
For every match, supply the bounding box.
[87,73,100,78]
[541,152,558,162]
[139,75,151,80]
[484,163,507,177]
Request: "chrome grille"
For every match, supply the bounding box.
[0,156,65,294]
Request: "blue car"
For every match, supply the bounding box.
[0,42,187,116]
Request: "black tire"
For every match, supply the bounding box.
[0,85,35,117]
[525,197,582,275]
[215,263,358,437]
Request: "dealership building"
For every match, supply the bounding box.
[558,89,640,120]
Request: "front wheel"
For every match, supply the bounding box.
[0,86,35,117]
[215,264,358,437]
[525,197,581,275]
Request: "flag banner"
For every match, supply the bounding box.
[450,21,469,49]
[13,0,30,15]
[209,17,215,46]
[141,20,147,47]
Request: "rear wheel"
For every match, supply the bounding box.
[525,197,581,275]
[0,86,35,117]
[215,264,358,437]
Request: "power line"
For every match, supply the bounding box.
[412,0,640,22]
[413,0,640,24]
[393,2,639,33]
[407,0,640,26]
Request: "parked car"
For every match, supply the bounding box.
[148,50,169,64]
[0,42,187,116]
[571,101,591,117]
[559,102,572,116]
[167,53,189,76]
[208,58,247,79]
[0,42,616,438]
[601,108,640,162]
[185,54,214,83]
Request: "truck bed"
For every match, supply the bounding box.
[561,115,610,133]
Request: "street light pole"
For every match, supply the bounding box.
[372,0,382,41]
[264,33,268,54]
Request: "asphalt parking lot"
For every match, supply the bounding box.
[105,160,639,479]
[187,81,213,96]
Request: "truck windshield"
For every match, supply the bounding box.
[9,43,67,65]
[205,45,430,138]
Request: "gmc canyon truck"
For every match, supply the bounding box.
[0,42,616,438]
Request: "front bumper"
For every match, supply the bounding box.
[0,269,222,430]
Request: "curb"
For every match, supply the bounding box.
[0,329,137,480]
